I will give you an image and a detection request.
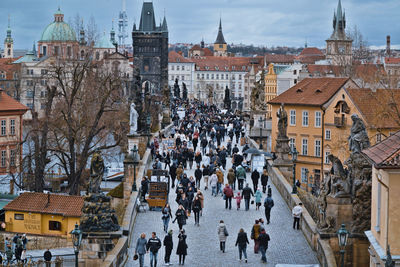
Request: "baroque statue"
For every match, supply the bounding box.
[327,154,350,198]
[348,114,370,153]
[224,86,231,110]
[174,78,180,98]
[182,82,188,100]
[130,103,138,135]
[88,150,105,194]
[277,104,288,138]
[251,70,268,111]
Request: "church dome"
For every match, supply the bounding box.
[40,8,77,42]
[95,32,115,49]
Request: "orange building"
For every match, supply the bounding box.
[0,89,28,176]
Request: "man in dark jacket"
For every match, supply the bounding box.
[235,228,249,262]
[201,137,208,155]
[194,165,202,188]
[163,230,173,266]
[242,183,254,211]
[146,232,162,267]
[169,163,177,188]
[264,194,274,224]
[251,169,260,193]
[258,229,270,263]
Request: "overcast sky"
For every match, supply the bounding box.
[1,0,399,50]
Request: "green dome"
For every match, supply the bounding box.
[40,10,77,42]
[95,32,115,49]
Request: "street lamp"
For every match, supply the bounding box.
[304,169,309,192]
[70,223,82,267]
[258,116,266,150]
[337,223,349,267]
[131,145,140,192]
[146,114,151,147]
[290,146,298,194]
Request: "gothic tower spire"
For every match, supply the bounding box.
[4,14,14,58]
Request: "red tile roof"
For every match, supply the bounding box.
[299,47,324,56]
[362,130,400,168]
[347,88,400,129]
[306,65,341,76]
[0,90,28,113]
[0,58,20,80]
[168,51,194,63]
[4,192,84,217]
[268,77,350,106]
[265,54,295,64]
[385,57,400,64]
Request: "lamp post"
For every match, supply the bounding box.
[146,114,151,147]
[337,223,349,267]
[304,169,309,192]
[70,223,82,267]
[258,116,266,150]
[131,145,140,192]
[290,146,298,194]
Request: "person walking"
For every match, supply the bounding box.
[236,165,246,190]
[196,190,205,216]
[195,152,202,166]
[173,205,188,230]
[147,232,162,267]
[135,233,147,267]
[227,168,236,190]
[161,203,173,233]
[216,168,224,196]
[267,185,272,196]
[176,229,188,265]
[258,229,270,263]
[194,165,202,188]
[223,184,234,210]
[251,220,261,254]
[217,220,229,253]
[176,164,184,182]
[192,195,202,226]
[209,171,218,197]
[255,187,262,211]
[264,194,274,224]
[234,192,242,210]
[170,162,177,188]
[292,203,303,230]
[163,230,173,266]
[242,183,254,211]
[235,228,249,263]
[202,164,209,190]
[251,169,260,193]
[261,169,269,193]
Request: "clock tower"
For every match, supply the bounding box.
[326,0,353,66]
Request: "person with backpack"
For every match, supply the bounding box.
[217,220,229,253]
[223,184,234,210]
[264,193,275,224]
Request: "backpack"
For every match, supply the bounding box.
[264,198,274,208]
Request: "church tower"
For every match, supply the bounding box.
[132,2,168,91]
[326,0,353,65]
[4,15,14,58]
[213,18,227,57]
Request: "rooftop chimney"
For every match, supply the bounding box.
[387,35,391,56]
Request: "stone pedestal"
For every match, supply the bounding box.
[80,231,122,267]
[273,136,292,166]
[161,108,171,129]
[325,196,353,233]
[127,134,140,154]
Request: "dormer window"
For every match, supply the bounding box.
[215,67,219,71]
[205,66,209,70]
[296,88,303,93]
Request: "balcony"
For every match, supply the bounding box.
[334,116,347,128]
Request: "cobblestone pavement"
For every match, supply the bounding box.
[126,137,319,267]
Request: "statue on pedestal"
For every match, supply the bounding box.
[277,104,288,138]
[174,78,180,98]
[130,103,138,135]
[327,154,350,198]
[182,82,188,100]
[251,70,267,111]
[224,86,231,110]
[88,150,104,194]
[348,114,370,153]
[133,67,145,133]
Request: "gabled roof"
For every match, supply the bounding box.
[0,90,28,113]
[299,47,324,56]
[347,88,400,129]
[268,77,350,106]
[0,58,21,78]
[168,51,193,63]
[385,57,400,64]
[265,54,295,64]
[4,192,84,217]
[362,131,400,169]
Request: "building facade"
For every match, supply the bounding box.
[132,2,168,91]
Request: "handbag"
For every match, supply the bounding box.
[133,254,138,260]
[223,194,226,200]
[251,200,254,205]
[224,226,229,236]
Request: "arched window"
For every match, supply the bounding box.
[80,50,85,59]
[95,52,100,60]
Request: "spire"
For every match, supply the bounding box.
[138,2,156,32]
[329,0,348,40]
[79,19,86,45]
[110,19,116,44]
[133,22,137,31]
[6,15,11,39]
[162,10,168,32]
[201,38,205,49]
[214,17,226,44]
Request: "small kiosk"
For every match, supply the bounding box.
[146,169,170,210]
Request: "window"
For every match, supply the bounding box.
[49,221,62,231]
[10,149,15,167]
[197,74,200,79]
[54,46,59,56]
[181,75,184,81]
[171,65,174,71]
[41,69,48,75]
[95,52,100,60]
[315,140,321,157]
[239,74,242,80]
[302,138,308,155]
[182,65,185,71]
[1,150,6,167]
[376,133,382,143]
[301,168,308,183]
[14,214,24,220]
[67,46,72,57]
[211,74,214,79]
[27,90,34,98]
[315,111,322,127]
[216,74,219,79]
[325,130,331,140]
[201,74,205,79]
[206,74,209,79]
[27,103,33,109]
[1,120,6,136]
[324,151,331,164]
[10,119,15,135]
[42,46,47,56]
[302,111,309,127]
[293,70,297,75]
[290,110,296,126]
[289,138,295,150]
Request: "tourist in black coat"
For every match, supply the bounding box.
[235,228,250,262]
[170,163,177,188]
[251,169,260,193]
[173,205,188,230]
[176,230,188,265]
[163,230,173,265]
[194,165,203,188]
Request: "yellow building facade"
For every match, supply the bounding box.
[265,63,277,119]
[4,192,83,237]
[363,131,400,266]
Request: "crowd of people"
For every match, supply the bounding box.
[135,100,303,266]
